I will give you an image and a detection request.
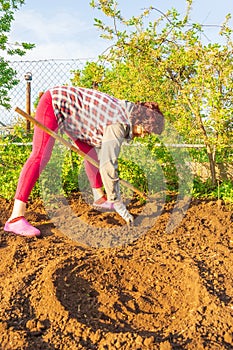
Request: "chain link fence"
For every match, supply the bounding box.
[0,58,92,127]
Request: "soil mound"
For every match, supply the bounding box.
[0,196,232,349]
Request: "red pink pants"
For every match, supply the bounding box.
[15,90,102,203]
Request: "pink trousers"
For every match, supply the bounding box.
[15,90,102,203]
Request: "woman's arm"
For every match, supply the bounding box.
[98,123,129,201]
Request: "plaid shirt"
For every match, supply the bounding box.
[49,86,132,147]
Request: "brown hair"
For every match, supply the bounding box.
[130,101,165,135]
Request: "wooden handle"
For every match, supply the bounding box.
[15,107,147,200]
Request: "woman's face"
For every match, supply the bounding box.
[132,125,148,138]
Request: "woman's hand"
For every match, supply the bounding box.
[113,201,134,226]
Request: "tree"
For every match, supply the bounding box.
[83,0,233,185]
[71,61,106,90]
[0,0,34,109]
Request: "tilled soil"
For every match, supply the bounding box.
[0,195,232,350]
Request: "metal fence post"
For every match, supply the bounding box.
[24,72,32,132]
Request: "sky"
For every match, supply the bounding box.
[8,0,233,61]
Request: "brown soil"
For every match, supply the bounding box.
[0,195,232,350]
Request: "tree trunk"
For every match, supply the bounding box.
[186,100,217,186]
[206,144,217,186]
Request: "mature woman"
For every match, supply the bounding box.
[4,86,164,237]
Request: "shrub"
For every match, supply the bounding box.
[1,127,232,204]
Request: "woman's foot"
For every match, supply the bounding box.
[4,216,41,237]
[93,196,115,211]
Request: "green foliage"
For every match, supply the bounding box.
[118,157,148,194]
[80,1,233,186]
[0,57,19,108]
[0,129,85,200]
[61,150,84,194]
[39,144,65,201]
[71,61,106,90]
[192,178,233,204]
[0,127,232,204]
[189,147,233,163]
[215,181,233,204]
[0,127,39,199]
[0,0,35,109]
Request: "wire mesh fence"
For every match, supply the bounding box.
[0,58,92,127]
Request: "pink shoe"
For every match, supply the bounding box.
[4,216,41,237]
[93,196,115,211]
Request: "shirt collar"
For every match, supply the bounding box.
[120,100,134,140]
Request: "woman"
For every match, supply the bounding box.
[4,86,164,237]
